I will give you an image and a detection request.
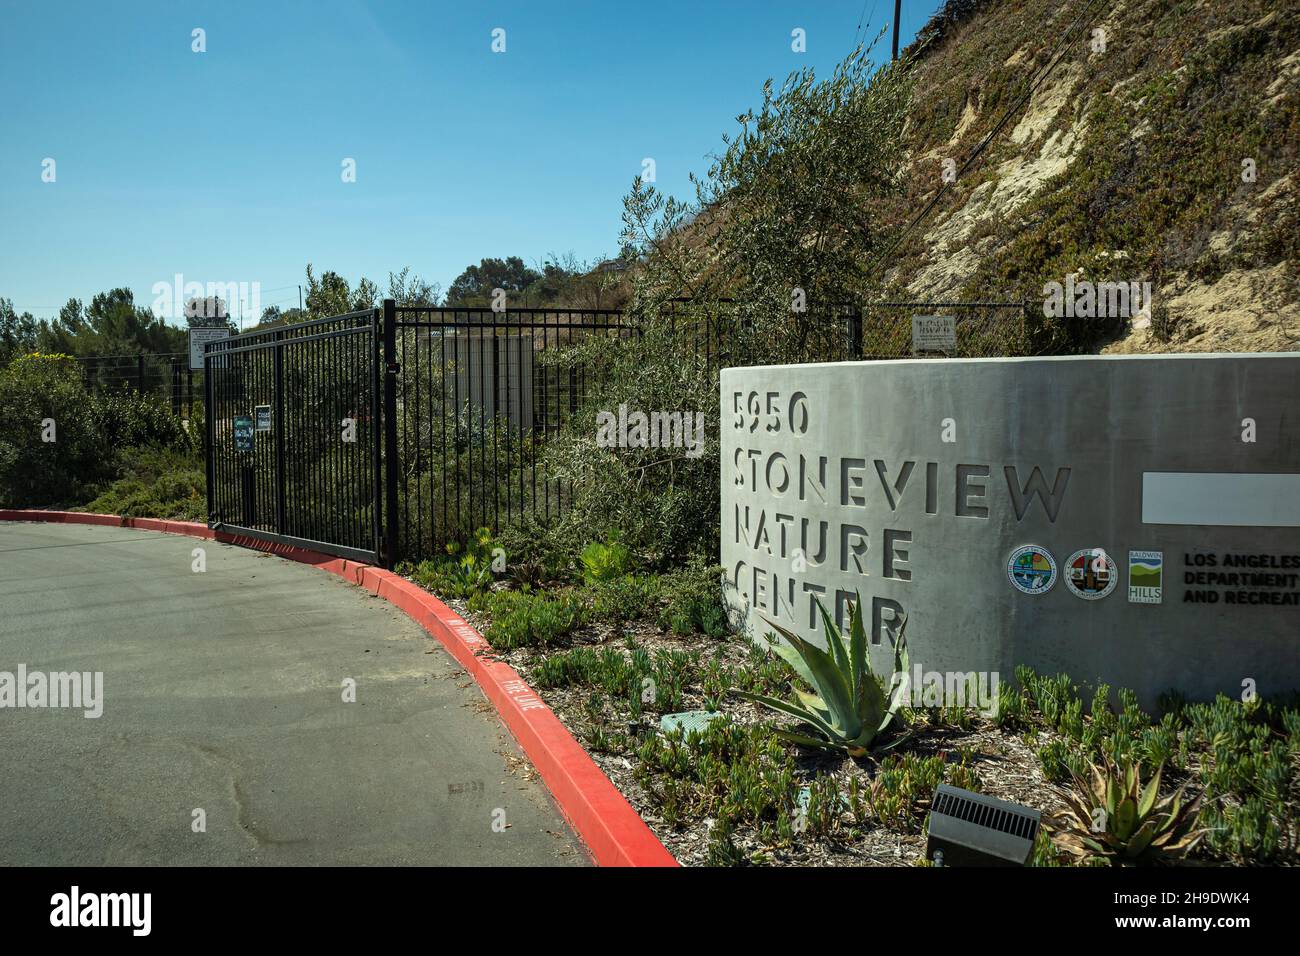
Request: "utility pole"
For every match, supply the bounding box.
[298,285,303,312]
[892,0,902,60]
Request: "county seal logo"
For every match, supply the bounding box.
[1007,545,1057,595]
[1064,548,1118,600]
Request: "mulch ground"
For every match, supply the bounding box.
[441,594,1075,867]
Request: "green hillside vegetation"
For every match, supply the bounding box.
[882,0,1299,354]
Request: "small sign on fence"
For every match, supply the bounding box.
[911,315,957,353]
[254,405,272,431]
[189,327,230,370]
[233,415,254,452]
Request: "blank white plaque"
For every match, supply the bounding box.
[1142,472,1300,527]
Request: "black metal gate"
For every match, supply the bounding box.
[203,301,632,567]
[204,309,382,563]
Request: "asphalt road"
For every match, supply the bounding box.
[0,521,587,866]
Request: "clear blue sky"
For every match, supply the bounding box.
[0,0,939,323]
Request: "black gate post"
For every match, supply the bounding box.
[241,461,256,527]
[273,329,286,535]
[381,299,400,567]
[204,349,216,525]
[370,308,383,565]
[846,305,863,360]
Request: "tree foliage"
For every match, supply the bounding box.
[0,352,194,506]
[0,290,186,365]
[541,39,914,560]
[622,35,912,350]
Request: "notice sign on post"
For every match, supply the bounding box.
[254,405,272,432]
[911,315,956,353]
[190,327,230,370]
[233,416,254,452]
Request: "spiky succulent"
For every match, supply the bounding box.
[1049,757,1206,864]
[732,595,908,756]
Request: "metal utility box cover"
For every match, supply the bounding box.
[925,784,1040,866]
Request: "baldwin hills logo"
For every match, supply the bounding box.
[1007,545,1057,595]
[1064,548,1117,600]
[1128,550,1163,604]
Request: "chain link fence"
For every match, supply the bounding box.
[75,352,204,419]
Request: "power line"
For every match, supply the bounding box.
[862,0,1109,285]
[853,0,878,48]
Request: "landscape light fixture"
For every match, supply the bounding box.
[925,784,1041,866]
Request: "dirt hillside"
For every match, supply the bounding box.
[882,0,1299,354]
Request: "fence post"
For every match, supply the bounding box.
[241,462,256,527]
[204,350,215,526]
[382,299,400,568]
[846,306,863,360]
[137,354,145,394]
[370,308,383,565]
[273,329,286,535]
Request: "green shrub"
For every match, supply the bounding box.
[634,717,802,845]
[656,558,727,637]
[1202,795,1283,862]
[81,446,205,519]
[584,575,657,625]
[539,321,720,569]
[411,527,500,598]
[469,589,583,650]
[494,517,573,586]
[993,679,1029,729]
[529,640,693,716]
[1037,739,1074,784]
[866,752,949,831]
[0,353,196,508]
[0,353,106,505]
[579,532,631,583]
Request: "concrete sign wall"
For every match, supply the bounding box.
[720,354,1300,706]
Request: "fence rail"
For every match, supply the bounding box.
[203,297,1031,566]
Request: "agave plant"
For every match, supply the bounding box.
[1049,757,1206,864]
[732,596,909,756]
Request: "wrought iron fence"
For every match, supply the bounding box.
[388,303,637,562]
[202,297,1031,567]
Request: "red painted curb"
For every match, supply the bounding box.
[0,510,678,868]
